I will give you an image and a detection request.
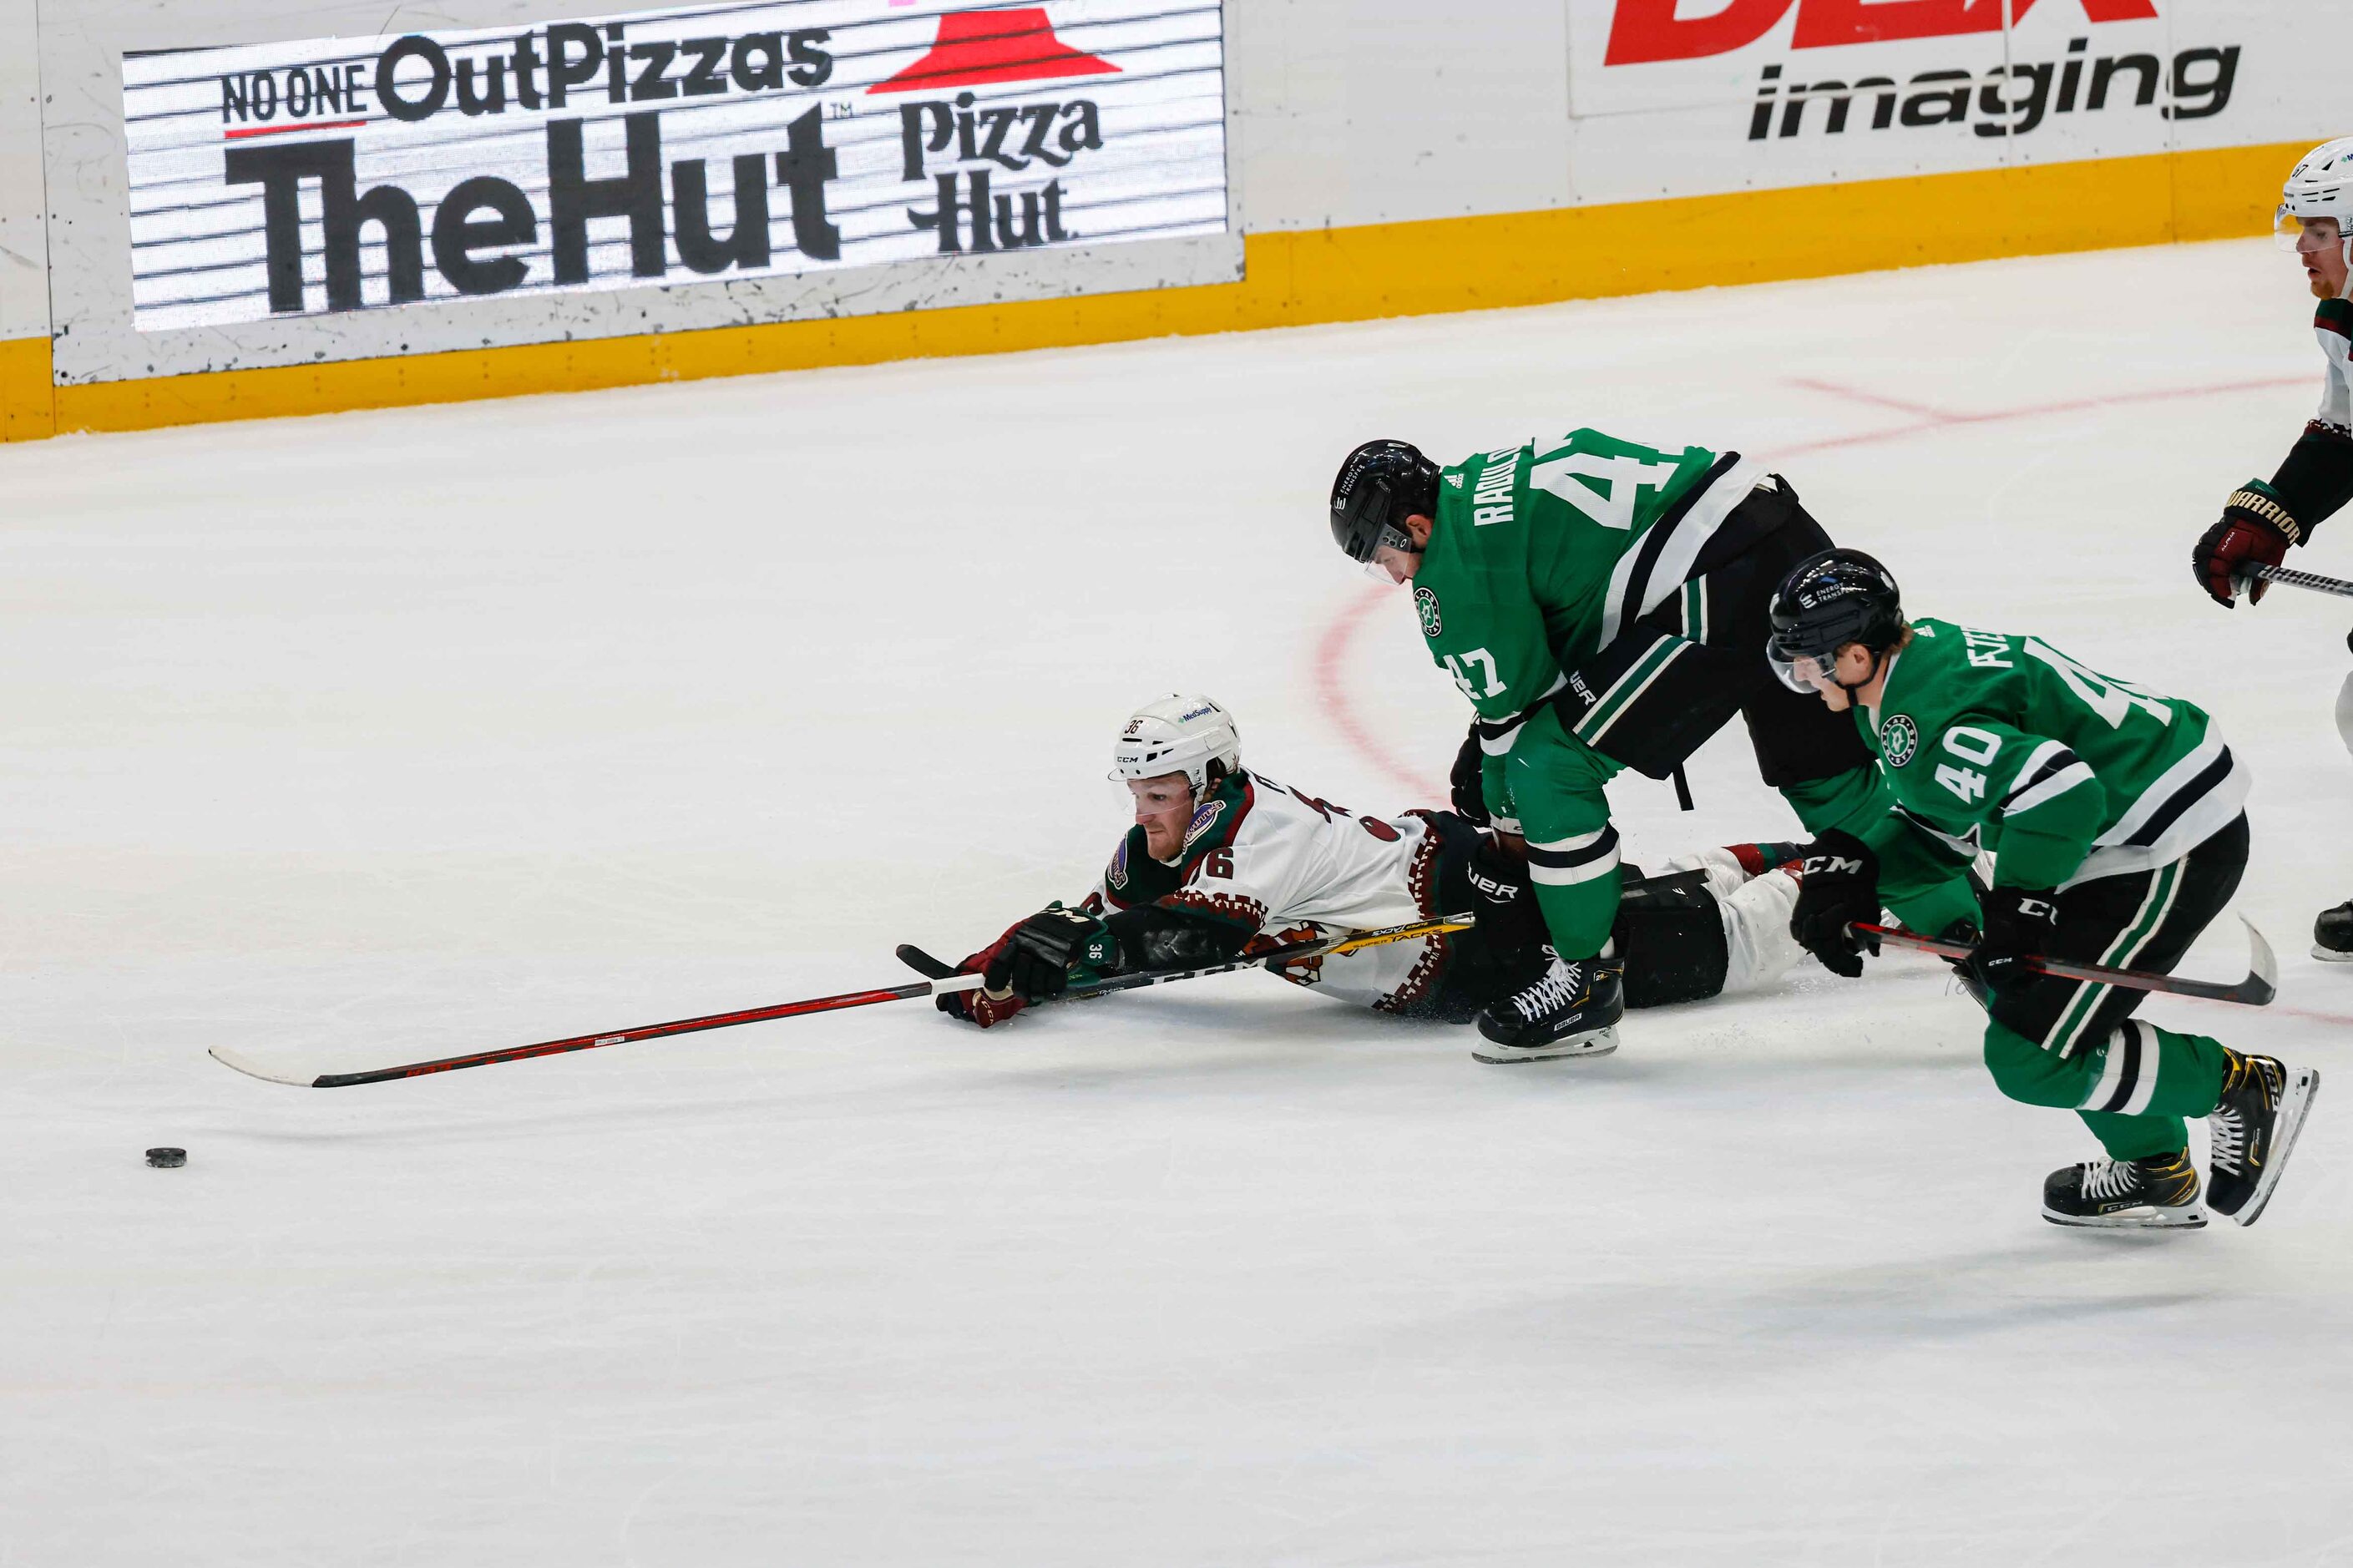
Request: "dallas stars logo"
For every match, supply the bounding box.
[1880,713,1920,766]
[1414,585,1442,637]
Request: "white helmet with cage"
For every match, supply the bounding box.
[1109,694,1242,795]
[2277,137,2353,268]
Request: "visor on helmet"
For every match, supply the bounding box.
[2275,206,2345,251]
[1768,640,1839,695]
[1359,522,1421,584]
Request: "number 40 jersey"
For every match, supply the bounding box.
[1855,617,2249,898]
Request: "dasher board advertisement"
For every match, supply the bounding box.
[122,1,1227,332]
[1564,0,2330,205]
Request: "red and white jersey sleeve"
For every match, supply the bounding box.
[1160,771,1452,1013]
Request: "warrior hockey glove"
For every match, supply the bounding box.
[2193,482,2298,607]
[1963,886,2061,994]
[984,904,1121,1003]
[1787,830,1881,979]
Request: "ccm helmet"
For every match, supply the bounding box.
[1329,439,1440,564]
[2278,137,2353,271]
[1110,694,1242,795]
[1767,549,1905,695]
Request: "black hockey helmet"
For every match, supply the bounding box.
[1767,548,1905,693]
[1329,439,1440,563]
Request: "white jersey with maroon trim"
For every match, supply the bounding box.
[1090,770,1453,1012]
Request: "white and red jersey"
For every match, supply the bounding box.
[2315,296,2351,432]
[1088,770,1455,1012]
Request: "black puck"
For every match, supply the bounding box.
[145,1146,186,1168]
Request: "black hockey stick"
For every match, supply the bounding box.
[898,913,1475,1003]
[209,913,1472,1088]
[1853,917,2276,1006]
[2249,563,2353,599]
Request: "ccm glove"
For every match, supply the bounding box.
[2192,482,2299,607]
[983,904,1121,1003]
[1963,887,2061,994]
[1788,830,1881,979]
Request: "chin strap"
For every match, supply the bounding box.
[1834,645,1891,698]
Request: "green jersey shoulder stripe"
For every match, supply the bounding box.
[1594,453,1768,649]
[1864,619,2247,889]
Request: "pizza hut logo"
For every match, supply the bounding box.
[1606,0,2157,66]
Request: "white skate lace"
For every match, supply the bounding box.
[2209,1059,2275,1178]
[2209,1106,2248,1177]
[2080,1160,2143,1201]
[1513,961,1583,1021]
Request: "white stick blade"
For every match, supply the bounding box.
[2242,915,2279,997]
[207,1044,317,1087]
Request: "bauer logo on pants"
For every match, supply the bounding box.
[120,1,1227,331]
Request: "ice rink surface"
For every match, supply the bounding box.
[8,239,2353,1565]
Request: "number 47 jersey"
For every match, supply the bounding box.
[1857,617,2249,894]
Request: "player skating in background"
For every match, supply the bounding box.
[1325,433,1980,1063]
[1774,550,2319,1229]
[2189,137,2353,959]
[934,695,1814,1038]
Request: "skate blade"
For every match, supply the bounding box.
[2225,1067,2320,1228]
[1471,1025,1620,1065]
[2310,944,2353,963]
[2041,1204,2209,1231]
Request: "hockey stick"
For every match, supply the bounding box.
[209,913,1473,1089]
[1852,917,2277,1006]
[2249,563,2353,599]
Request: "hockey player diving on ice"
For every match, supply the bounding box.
[1771,549,2320,1230]
[1324,431,1981,1063]
[2189,135,2353,960]
[929,695,1818,1039]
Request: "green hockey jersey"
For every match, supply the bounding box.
[1856,618,2249,895]
[1409,427,1766,756]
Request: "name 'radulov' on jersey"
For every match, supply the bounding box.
[121,1,1228,331]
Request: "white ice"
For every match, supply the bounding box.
[7,240,2352,1566]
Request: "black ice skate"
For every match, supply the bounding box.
[2312,901,2353,962]
[1473,953,1624,1063]
[2042,1151,2207,1230]
[2206,1050,2322,1227]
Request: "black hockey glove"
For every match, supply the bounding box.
[1465,834,1545,968]
[1787,830,1881,979]
[1962,887,2061,994]
[983,905,1121,1003]
[1449,722,1490,827]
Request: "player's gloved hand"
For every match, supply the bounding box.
[1963,887,2061,994]
[2192,483,2298,607]
[1449,722,1490,827]
[983,904,1121,1003]
[935,919,1030,1027]
[1465,833,1545,961]
[1787,830,1881,979]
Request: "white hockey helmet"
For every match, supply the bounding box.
[1109,694,1242,796]
[2276,137,2353,266]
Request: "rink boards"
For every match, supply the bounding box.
[0,0,2346,439]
